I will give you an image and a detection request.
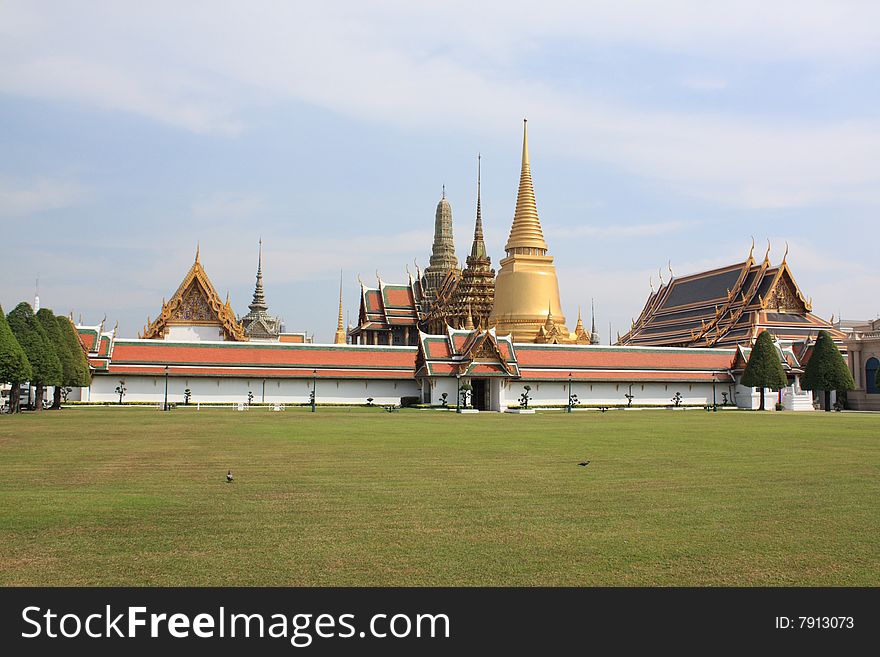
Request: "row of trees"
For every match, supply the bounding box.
[741,330,854,411]
[0,302,91,413]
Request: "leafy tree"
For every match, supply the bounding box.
[55,315,91,392]
[0,304,32,413]
[36,309,71,409]
[802,331,854,412]
[7,303,61,412]
[741,330,788,411]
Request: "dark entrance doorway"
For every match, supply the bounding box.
[471,379,488,410]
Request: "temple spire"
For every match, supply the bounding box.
[195,242,200,264]
[591,298,600,344]
[334,271,346,344]
[423,185,459,305]
[505,118,548,253]
[249,238,268,313]
[470,153,487,261]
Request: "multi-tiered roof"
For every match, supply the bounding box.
[619,243,845,348]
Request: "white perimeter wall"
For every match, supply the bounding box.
[499,380,736,408]
[89,375,419,404]
[85,373,812,410]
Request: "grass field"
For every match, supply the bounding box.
[0,407,877,586]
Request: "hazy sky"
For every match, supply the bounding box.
[2,1,878,342]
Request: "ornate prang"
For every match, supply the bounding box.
[422,187,460,308]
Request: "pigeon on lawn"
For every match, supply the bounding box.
[578,460,591,467]
[226,470,234,483]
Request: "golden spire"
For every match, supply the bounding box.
[195,242,200,264]
[575,307,584,332]
[464,305,475,330]
[544,302,554,329]
[334,271,346,344]
[504,119,548,253]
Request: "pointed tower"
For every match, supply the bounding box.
[590,299,600,344]
[241,239,281,340]
[489,120,569,342]
[422,187,460,308]
[334,272,346,345]
[573,307,590,344]
[448,154,496,329]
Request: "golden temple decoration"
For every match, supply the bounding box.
[334,272,346,344]
[142,248,248,341]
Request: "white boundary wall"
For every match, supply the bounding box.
[88,374,419,405]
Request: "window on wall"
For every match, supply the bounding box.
[866,357,879,394]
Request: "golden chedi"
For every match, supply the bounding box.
[490,120,570,343]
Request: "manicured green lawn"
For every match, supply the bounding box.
[0,407,877,586]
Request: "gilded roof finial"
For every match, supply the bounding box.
[649,275,654,293]
[658,268,664,285]
[668,260,674,278]
[195,242,200,264]
[782,241,789,264]
[357,274,364,287]
[748,236,755,261]
[763,239,771,263]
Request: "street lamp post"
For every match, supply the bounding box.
[456,374,461,414]
[712,374,717,412]
[163,365,169,411]
[262,378,266,403]
[567,373,573,413]
[311,369,317,412]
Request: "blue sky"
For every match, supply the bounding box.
[1,1,878,342]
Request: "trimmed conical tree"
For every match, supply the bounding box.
[7,303,62,412]
[36,309,69,409]
[740,330,788,411]
[802,330,854,412]
[0,304,33,413]
[56,315,91,403]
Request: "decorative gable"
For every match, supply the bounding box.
[141,250,247,342]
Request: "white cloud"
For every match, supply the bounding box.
[2,2,880,209]
[680,77,728,91]
[548,220,700,239]
[0,178,86,216]
[191,194,267,220]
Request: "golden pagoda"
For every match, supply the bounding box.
[489,120,570,343]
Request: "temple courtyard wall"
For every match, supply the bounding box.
[83,375,420,406]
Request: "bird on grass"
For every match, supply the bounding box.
[226,470,234,483]
[578,460,591,467]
